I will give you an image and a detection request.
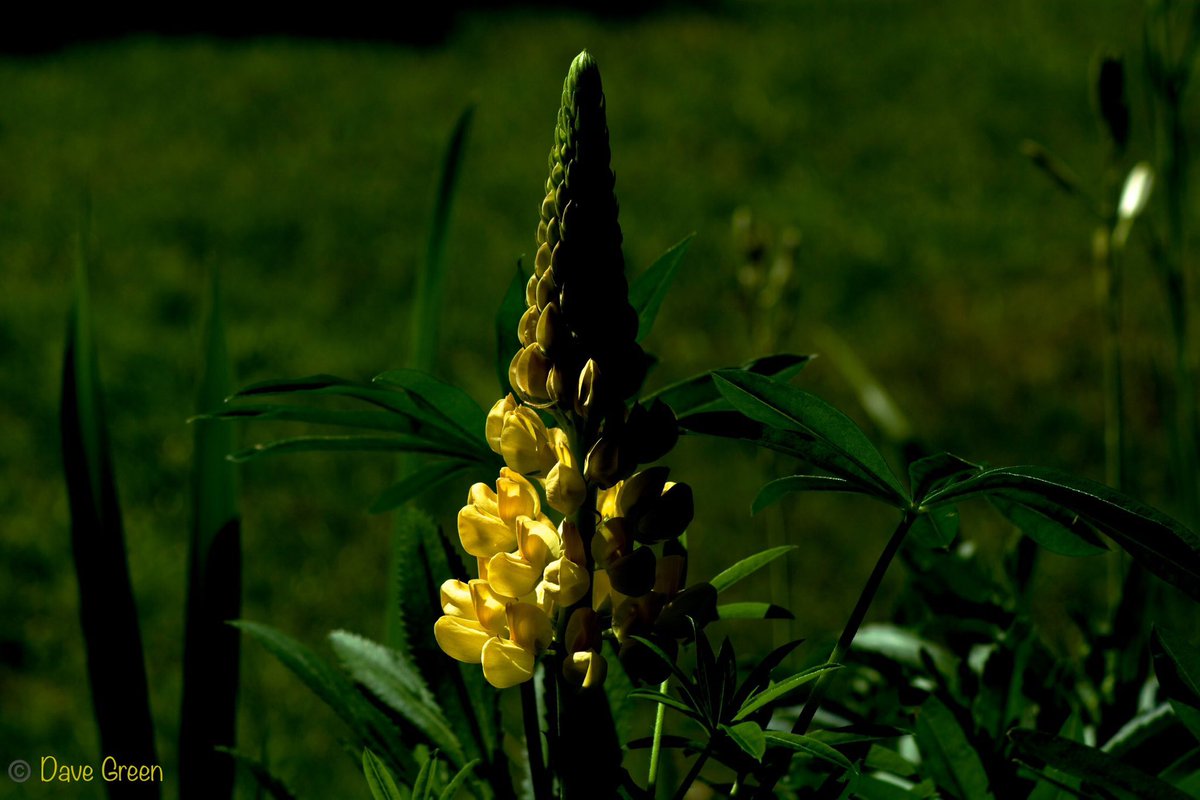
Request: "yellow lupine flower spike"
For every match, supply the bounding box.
[433,616,490,664]
[499,406,557,475]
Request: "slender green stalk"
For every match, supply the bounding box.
[792,511,917,734]
[669,743,713,800]
[647,678,670,792]
[1099,230,1125,494]
[521,680,551,800]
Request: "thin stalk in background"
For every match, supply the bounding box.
[521,680,552,800]
[646,677,670,793]
[179,265,242,800]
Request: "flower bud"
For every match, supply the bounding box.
[576,358,600,419]
[607,545,656,596]
[654,583,718,640]
[584,436,623,488]
[591,517,631,565]
[486,394,518,454]
[535,241,552,277]
[546,460,586,515]
[536,302,563,355]
[623,400,678,465]
[518,306,540,347]
[509,345,553,406]
[632,482,694,544]
[563,649,608,689]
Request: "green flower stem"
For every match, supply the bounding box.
[791,511,916,734]
[647,678,670,791]
[670,742,713,800]
[521,679,552,800]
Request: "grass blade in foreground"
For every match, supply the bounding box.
[180,267,242,800]
[60,244,159,799]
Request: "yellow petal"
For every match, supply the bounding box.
[496,468,540,523]
[487,552,544,599]
[563,649,608,689]
[545,461,586,515]
[596,481,624,520]
[500,406,556,475]
[549,427,577,468]
[440,579,475,619]
[481,637,535,689]
[458,505,516,558]
[507,602,554,652]
[516,515,561,565]
[470,579,513,635]
[541,557,590,608]
[467,481,500,518]
[508,345,553,406]
[591,518,630,566]
[486,395,517,454]
[434,616,490,664]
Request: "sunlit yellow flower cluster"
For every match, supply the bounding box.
[433,398,590,688]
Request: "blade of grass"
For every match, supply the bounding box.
[60,235,159,798]
[180,266,241,800]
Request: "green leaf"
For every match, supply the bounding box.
[866,744,919,777]
[373,369,487,443]
[720,720,767,762]
[909,453,980,504]
[330,631,464,765]
[914,697,993,800]
[645,353,813,416]
[1009,729,1192,800]
[909,506,959,549]
[1151,628,1200,741]
[924,466,1200,600]
[629,234,694,343]
[217,748,299,800]
[370,460,478,514]
[712,370,909,506]
[853,625,958,680]
[734,664,841,721]
[439,759,480,800]
[752,474,871,514]
[60,239,160,794]
[229,434,477,464]
[410,105,474,374]
[363,748,407,800]
[716,602,794,620]
[988,492,1108,557]
[234,621,414,779]
[762,731,855,773]
[232,374,426,414]
[202,403,429,435]
[710,546,797,593]
[411,751,436,800]
[180,265,241,800]
[494,261,527,395]
[627,689,704,723]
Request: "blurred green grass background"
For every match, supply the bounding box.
[2,1,1192,796]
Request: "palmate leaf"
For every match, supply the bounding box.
[234,621,415,780]
[439,759,481,800]
[228,434,481,464]
[330,631,464,765]
[914,697,993,800]
[712,370,909,506]
[710,545,797,593]
[720,720,767,762]
[180,265,241,800]
[923,466,1200,601]
[60,241,159,799]
[752,474,875,514]
[1010,730,1192,800]
[988,492,1108,557]
[628,688,704,723]
[716,602,794,620]
[763,731,855,773]
[201,403,428,434]
[734,664,841,721]
[909,453,980,504]
[644,353,813,417]
[374,369,488,443]
[369,460,482,514]
[629,234,694,343]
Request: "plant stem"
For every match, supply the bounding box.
[647,678,670,793]
[792,511,916,734]
[669,743,713,800]
[521,679,551,800]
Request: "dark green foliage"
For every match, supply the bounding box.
[60,244,159,799]
[180,267,241,800]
